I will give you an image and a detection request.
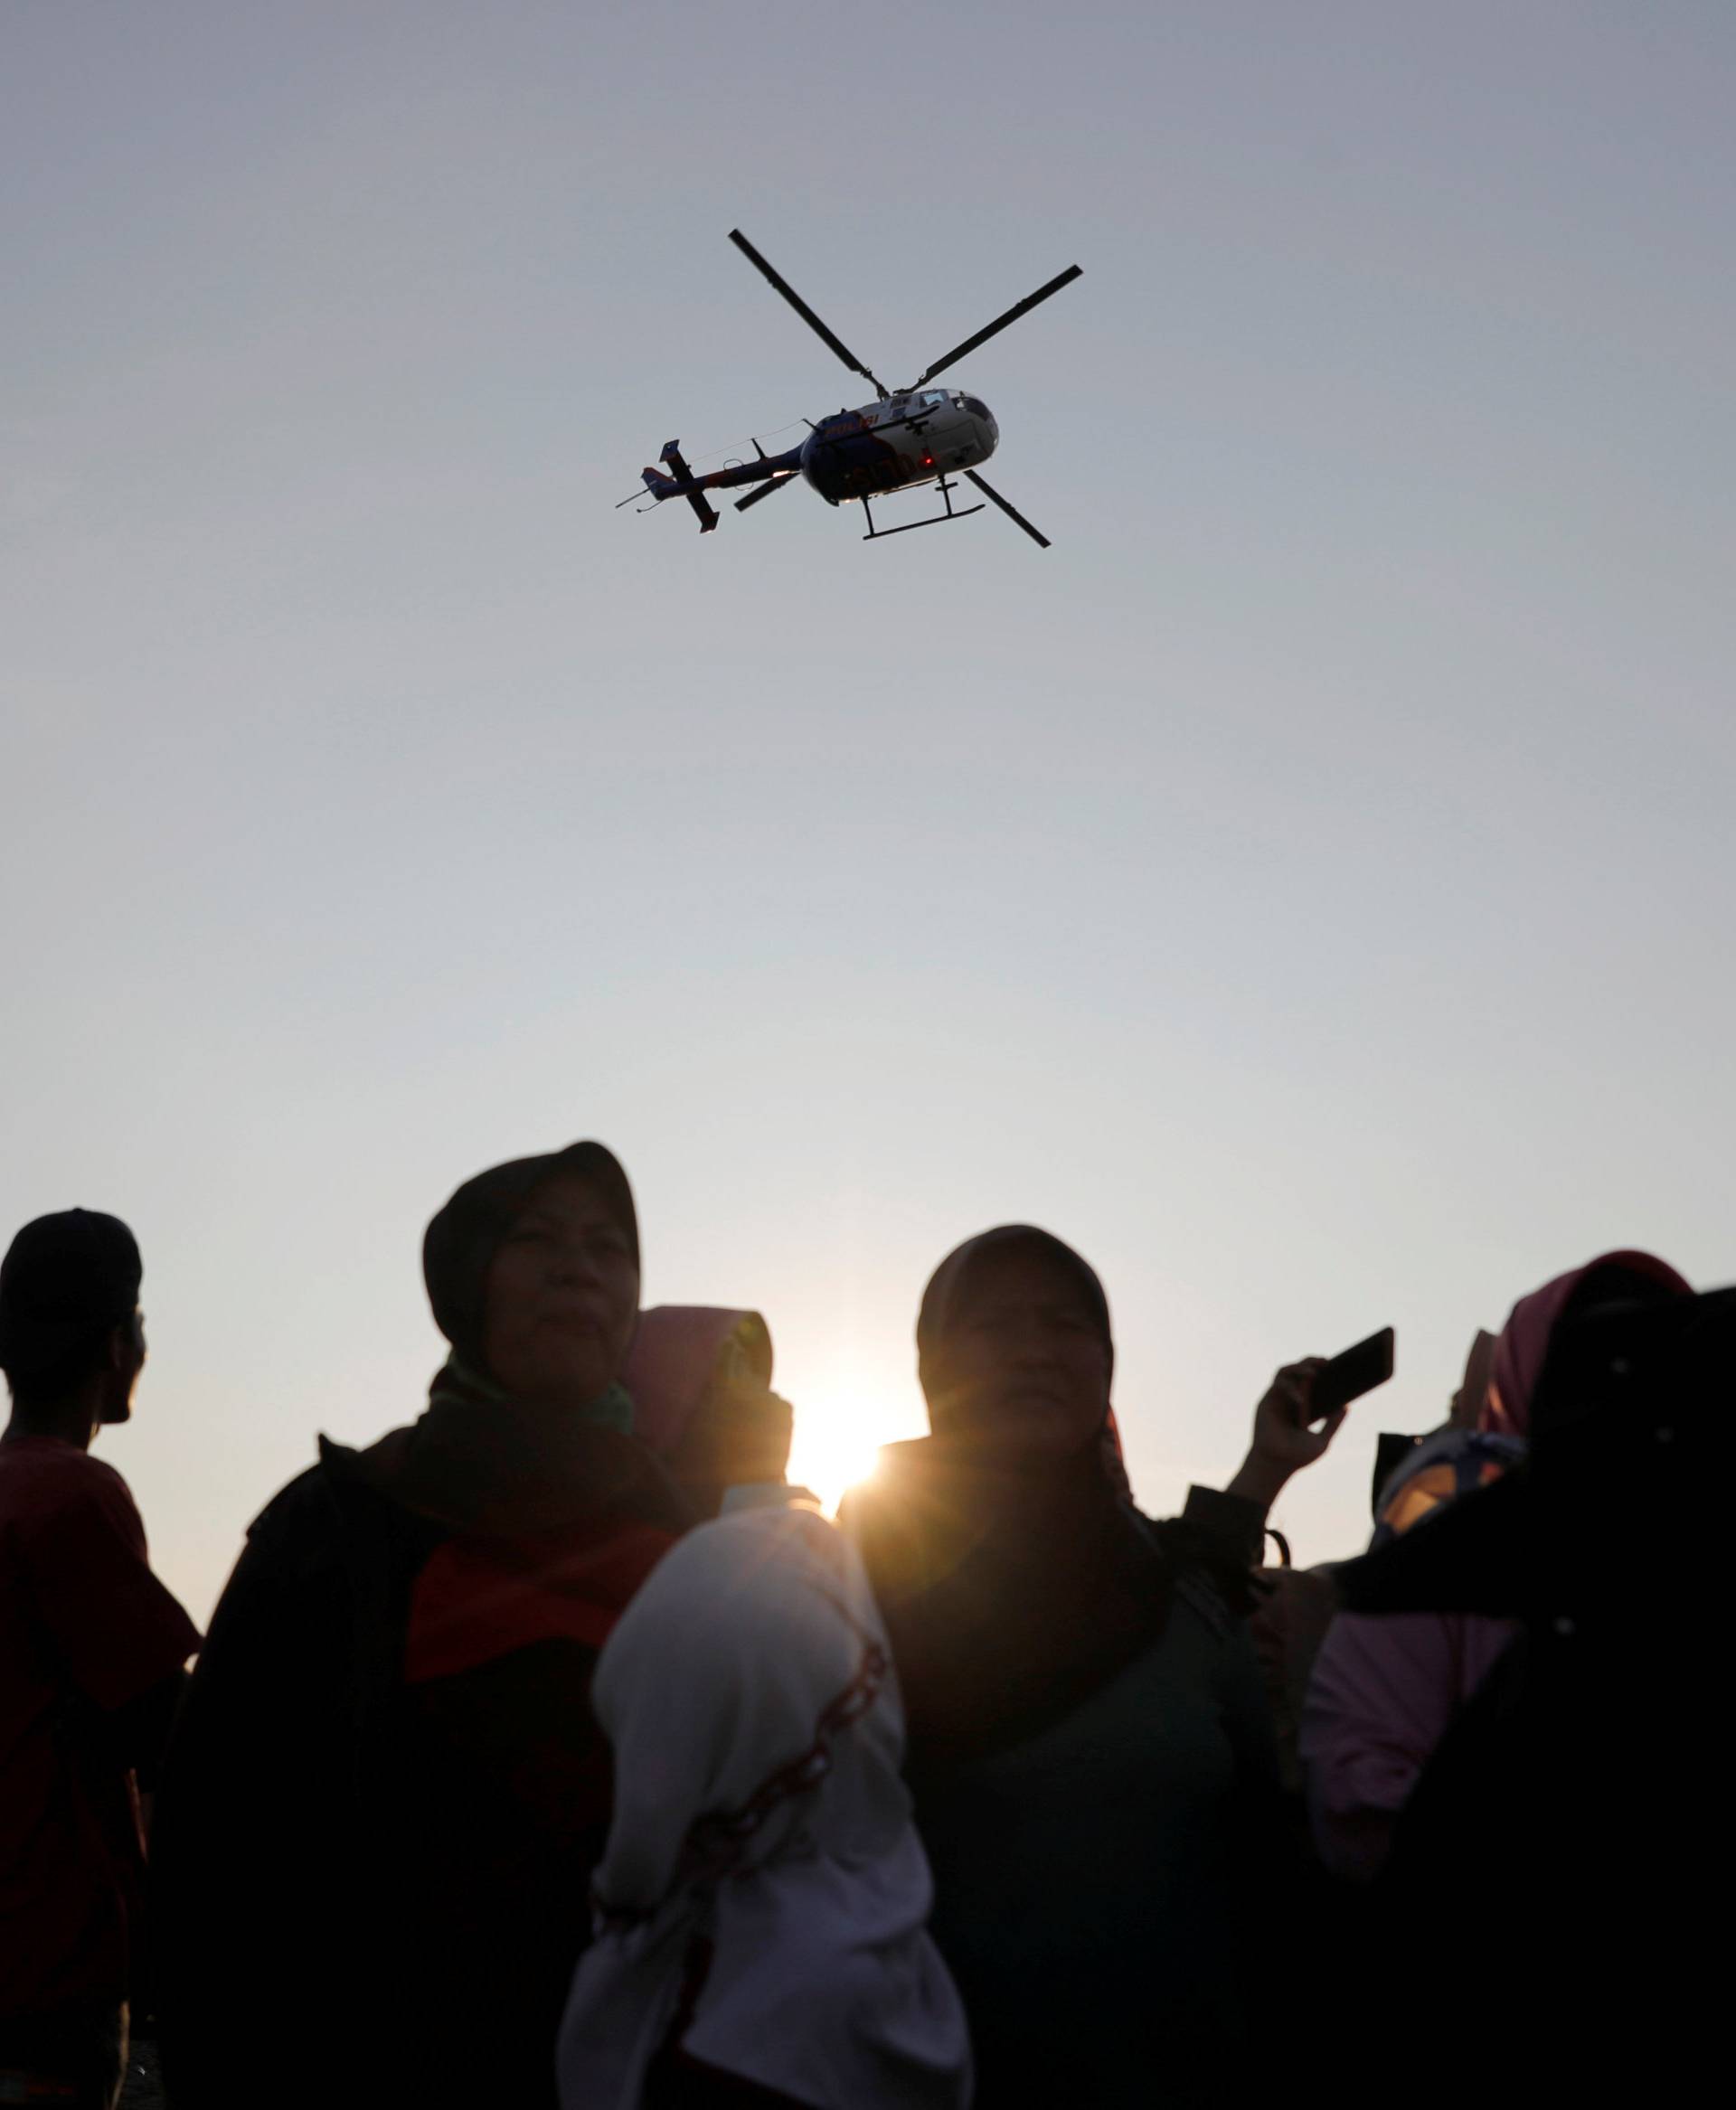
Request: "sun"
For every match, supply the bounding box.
[787,1380,905,1515]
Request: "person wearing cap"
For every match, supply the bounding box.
[0,1210,200,2110]
[152,1143,755,2110]
[842,1225,1346,2110]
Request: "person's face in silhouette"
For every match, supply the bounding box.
[96,1308,146,1427]
[929,1244,1110,1459]
[481,1176,639,1406]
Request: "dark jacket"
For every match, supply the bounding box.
[847,1455,1287,2110]
[152,1436,689,2110]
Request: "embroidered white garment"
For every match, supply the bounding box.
[556,1494,973,2109]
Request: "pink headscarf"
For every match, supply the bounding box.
[1484,1248,1691,1438]
[621,1306,772,1455]
[1304,1244,1692,1885]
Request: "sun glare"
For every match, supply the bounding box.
[787,1381,902,1514]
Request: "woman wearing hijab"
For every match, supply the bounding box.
[623,1306,793,1517]
[557,1493,972,2110]
[842,1225,1345,2110]
[1300,1248,1690,1886]
[152,1143,702,2110]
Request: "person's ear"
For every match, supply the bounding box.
[109,1311,146,1370]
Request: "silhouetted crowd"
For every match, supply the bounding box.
[1,1141,1718,2108]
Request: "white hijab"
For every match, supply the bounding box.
[556,1493,972,2110]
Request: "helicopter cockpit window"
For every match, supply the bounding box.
[919,390,948,407]
[962,396,992,420]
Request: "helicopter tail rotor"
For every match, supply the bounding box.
[643,441,719,532]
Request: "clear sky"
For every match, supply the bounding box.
[5,2,1734,1623]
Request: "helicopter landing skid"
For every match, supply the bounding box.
[860,476,985,542]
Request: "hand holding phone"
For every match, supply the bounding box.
[1305,1327,1396,1426]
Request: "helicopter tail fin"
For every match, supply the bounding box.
[644,441,719,533]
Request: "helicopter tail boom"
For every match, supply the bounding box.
[640,438,807,532]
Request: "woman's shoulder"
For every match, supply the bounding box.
[1133,1502,1258,1626]
[656,1490,851,1591]
[240,1435,422,1576]
[1166,1562,1245,1646]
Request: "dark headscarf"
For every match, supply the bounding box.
[338,1141,686,1538]
[916,1223,1113,1423]
[422,1140,638,1380]
[850,1226,1185,1773]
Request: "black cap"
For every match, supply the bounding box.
[0,1210,143,1389]
[422,1142,639,1378]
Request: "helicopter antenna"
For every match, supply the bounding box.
[729,229,892,400]
[909,264,1082,388]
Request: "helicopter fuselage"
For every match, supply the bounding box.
[800,388,999,504]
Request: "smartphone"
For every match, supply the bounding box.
[1307,1327,1395,1423]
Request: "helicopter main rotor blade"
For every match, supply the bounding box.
[729,230,891,400]
[963,471,1052,550]
[734,472,801,513]
[911,265,1082,388]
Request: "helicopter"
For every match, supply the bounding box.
[631,229,1081,548]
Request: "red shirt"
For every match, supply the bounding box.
[0,1437,199,2017]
